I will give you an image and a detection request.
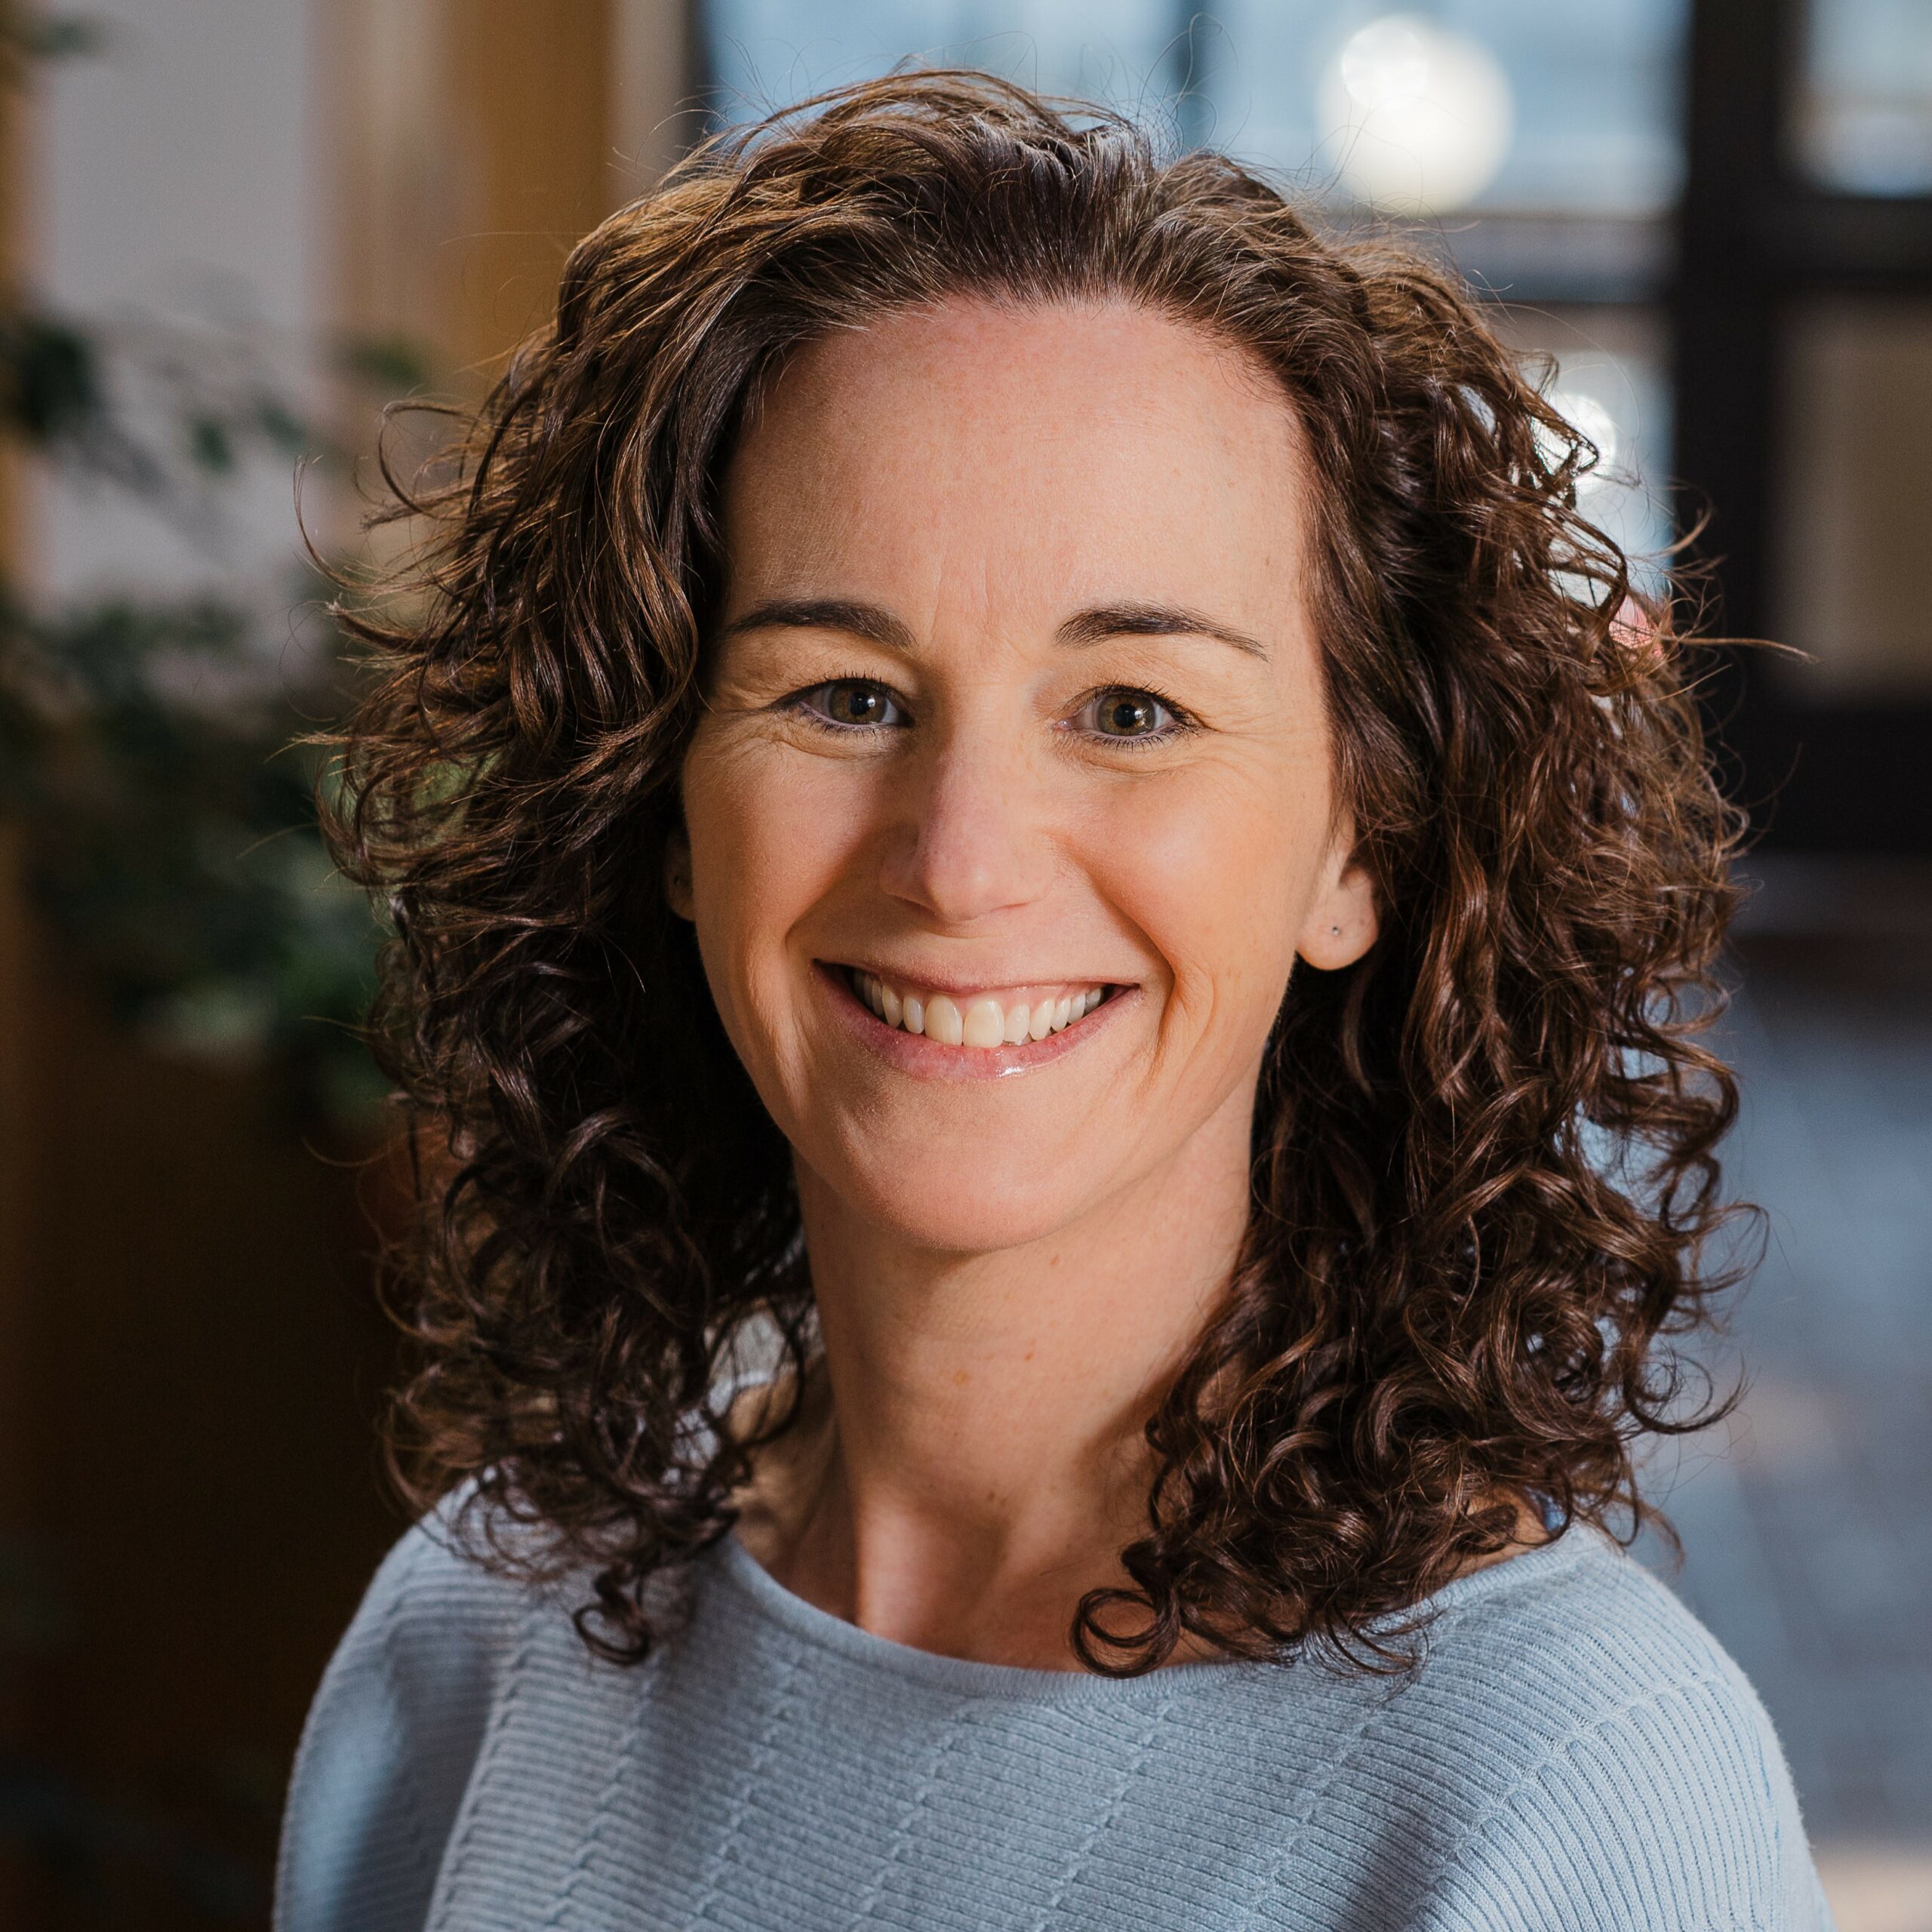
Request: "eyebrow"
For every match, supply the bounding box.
[1055,601,1269,660]
[719,597,918,652]
[719,596,1269,660]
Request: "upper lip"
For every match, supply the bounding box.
[824,959,1131,998]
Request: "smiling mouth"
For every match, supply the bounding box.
[836,964,1118,1049]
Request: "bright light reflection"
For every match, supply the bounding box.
[1546,389,1622,493]
[1318,14,1514,214]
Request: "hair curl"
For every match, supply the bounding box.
[325,70,1750,1676]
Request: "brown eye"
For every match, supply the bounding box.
[1087,688,1178,740]
[801,679,906,730]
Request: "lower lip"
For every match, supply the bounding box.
[814,962,1137,1081]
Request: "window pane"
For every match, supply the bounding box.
[1772,300,1932,695]
[703,0,1182,121]
[1201,2,1687,216]
[701,4,1689,220]
[1490,306,1675,589]
[1795,0,1932,195]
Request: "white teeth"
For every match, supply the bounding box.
[962,998,1006,1049]
[849,971,1111,1050]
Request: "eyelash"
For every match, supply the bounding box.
[781,677,1199,749]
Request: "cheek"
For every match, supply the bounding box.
[1096,757,1321,1041]
[679,737,873,1018]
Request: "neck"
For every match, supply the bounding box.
[738,1081,1256,1670]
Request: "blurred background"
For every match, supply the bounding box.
[0,1,1926,1926]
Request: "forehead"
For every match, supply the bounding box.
[717,298,1313,625]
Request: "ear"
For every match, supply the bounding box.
[663,826,695,921]
[1294,826,1378,971]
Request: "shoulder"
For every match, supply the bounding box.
[1414,1518,1753,1706]
[274,1485,552,1932]
[300,1482,543,1737]
[1361,1527,1829,1931]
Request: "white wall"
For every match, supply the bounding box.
[34,0,322,601]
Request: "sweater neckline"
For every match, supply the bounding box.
[710,1518,1596,1706]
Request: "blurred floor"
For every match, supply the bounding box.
[1638,860,1932,1932]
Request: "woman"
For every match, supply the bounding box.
[278,72,1832,1932]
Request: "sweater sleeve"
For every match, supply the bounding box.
[1409,1670,1836,1932]
[273,1499,519,1932]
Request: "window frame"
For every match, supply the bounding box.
[1675,0,1932,852]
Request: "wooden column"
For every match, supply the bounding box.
[327,0,645,388]
[612,0,700,199]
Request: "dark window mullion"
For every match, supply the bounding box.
[1673,0,1932,850]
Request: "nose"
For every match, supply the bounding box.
[876,711,1058,927]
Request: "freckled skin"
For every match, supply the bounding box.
[678,299,1377,1260]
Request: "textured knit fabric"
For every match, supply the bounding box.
[275,1494,1836,1932]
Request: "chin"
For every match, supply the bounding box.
[808,1132,1113,1258]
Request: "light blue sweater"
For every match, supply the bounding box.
[275,1494,1835,1931]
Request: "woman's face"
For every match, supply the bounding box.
[676,298,1376,1255]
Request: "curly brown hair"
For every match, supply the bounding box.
[325,70,1749,1676]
